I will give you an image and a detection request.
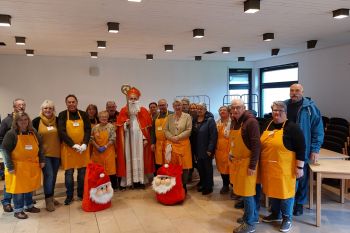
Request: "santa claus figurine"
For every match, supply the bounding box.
[152,163,185,205]
[82,163,114,212]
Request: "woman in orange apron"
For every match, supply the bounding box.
[2,112,45,219]
[164,99,192,193]
[260,101,305,233]
[91,111,117,190]
[215,106,231,194]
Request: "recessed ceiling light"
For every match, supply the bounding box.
[271,48,280,56]
[15,36,26,45]
[107,22,119,33]
[195,56,202,61]
[193,29,204,39]
[0,42,6,46]
[238,57,245,62]
[128,0,142,2]
[244,0,260,14]
[26,49,34,56]
[307,40,317,49]
[0,14,11,27]
[164,44,173,52]
[97,41,106,49]
[146,54,153,60]
[333,8,349,19]
[222,47,230,54]
[91,52,98,58]
[263,33,274,41]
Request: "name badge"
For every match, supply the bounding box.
[25,145,33,150]
[47,126,54,131]
[157,126,163,131]
[73,122,80,127]
[268,131,275,136]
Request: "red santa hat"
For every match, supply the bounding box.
[127,87,141,98]
[82,163,112,212]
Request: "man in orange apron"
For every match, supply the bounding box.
[261,101,305,233]
[58,94,91,205]
[229,99,260,233]
[151,99,173,172]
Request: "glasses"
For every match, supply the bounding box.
[272,109,285,113]
[231,106,243,110]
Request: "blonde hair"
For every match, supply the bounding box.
[12,112,33,131]
[98,110,109,119]
[40,99,56,114]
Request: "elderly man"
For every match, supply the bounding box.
[151,99,173,172]
[229,99,260,233]
[0,98,26,212]
[58,94,91,205]
[106,101,119,123]
[285,84,324,216]
[116,87,154,189]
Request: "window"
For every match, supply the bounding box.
[228,69,253,110]
[260,63,298,116]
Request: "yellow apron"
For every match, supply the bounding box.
[215,123,230,174]
[91,128,116,175]
[167,139,192,169]
[5,133,41,194]
[260,121,296,199]
[229,126,257,197]
[155,112,168,165]
[61,111,90,170]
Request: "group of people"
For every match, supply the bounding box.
[0,84,324,233]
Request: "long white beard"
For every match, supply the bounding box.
[129,101,140,115]
[89,182,113,204]
[152,175,176,194]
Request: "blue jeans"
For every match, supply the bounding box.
[254,184,262,212]
[270,197,295,220]
[295,165,309,205]
[13,192,33,213]
[243,196,258,226]
[42,157,60,198]
[1,184,12,206]
[65,167,86,198]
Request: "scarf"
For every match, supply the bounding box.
[40,113,56,126]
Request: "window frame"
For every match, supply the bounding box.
[228,68,253,109]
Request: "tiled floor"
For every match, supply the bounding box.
[1,170,350,233]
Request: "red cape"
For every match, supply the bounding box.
[115,106,154,177]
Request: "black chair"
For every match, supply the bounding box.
[322,116,329,130]
[327,124,349,135]
[322,140,344,154]
[329,117,349,128]
[324,135,346,152]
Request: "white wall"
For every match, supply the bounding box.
[0,55,253,119]
[255,43,350,120]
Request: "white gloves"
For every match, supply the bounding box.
[80,144,87,153]
[72,144,81,152]
[72,144,87,154]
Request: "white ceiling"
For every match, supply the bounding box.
[0,0,349,61]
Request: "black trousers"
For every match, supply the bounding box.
[197,157,214,190]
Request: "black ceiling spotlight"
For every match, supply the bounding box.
[146,54,153,60]
[107,22,119,33]
[193,28,204,38]
[244,0,260,14]
[271,48,280,56]
[26,49,34,56]
[90,52,98,58]
[97,40,106,49]
[0,14,11,27]
[15,36,26,45]
[222,47,230,54]
[195,56,202,61]
[333,8,349,19]
[0,42,6,46]
[238,57,245,62]
[307,40,317,49]
[164,44,173,52]
[263,33,274,41]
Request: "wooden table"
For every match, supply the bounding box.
[309,159,350,227]
[318,148,349,160]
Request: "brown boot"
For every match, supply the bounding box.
[45,197,55,212]
[53,198,60,206]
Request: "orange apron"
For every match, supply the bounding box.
[229,126,257,197]
[260,121,296,199]
[167,139,192,169]
[215,122,230,174]
[155,112,169,165]
[91,128,116,175]
[61,111,90,170]
[5,133,41,194]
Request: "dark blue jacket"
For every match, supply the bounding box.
[192,111,218,160]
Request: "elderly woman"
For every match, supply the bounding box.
[215,106,231,194]
[261,101,305,233]
[32,100,61,212]
[164,99,192,192]
[2,112,44,219]
[90,111,117,190]
[192,103,217,195]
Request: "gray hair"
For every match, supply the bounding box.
[197,102,207,110]
[231,98,245,107]
[271,101,287,113]
[173,99,182,105]
[13,98,25,107]
[181,97,190,105]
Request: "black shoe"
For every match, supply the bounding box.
[293,204,303,216]
[64,197,73,205]
[280,219,292,232]
[138,184,145,189]
[202,188,213,195]
[220,186,229,194]
[197,186,204,192]
[234,200,244,209]
[262,213,282,223]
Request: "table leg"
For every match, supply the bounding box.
[309,168,313,209]
[316,172,321,227]
[265,196,269,208]
[341,179,345,204]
